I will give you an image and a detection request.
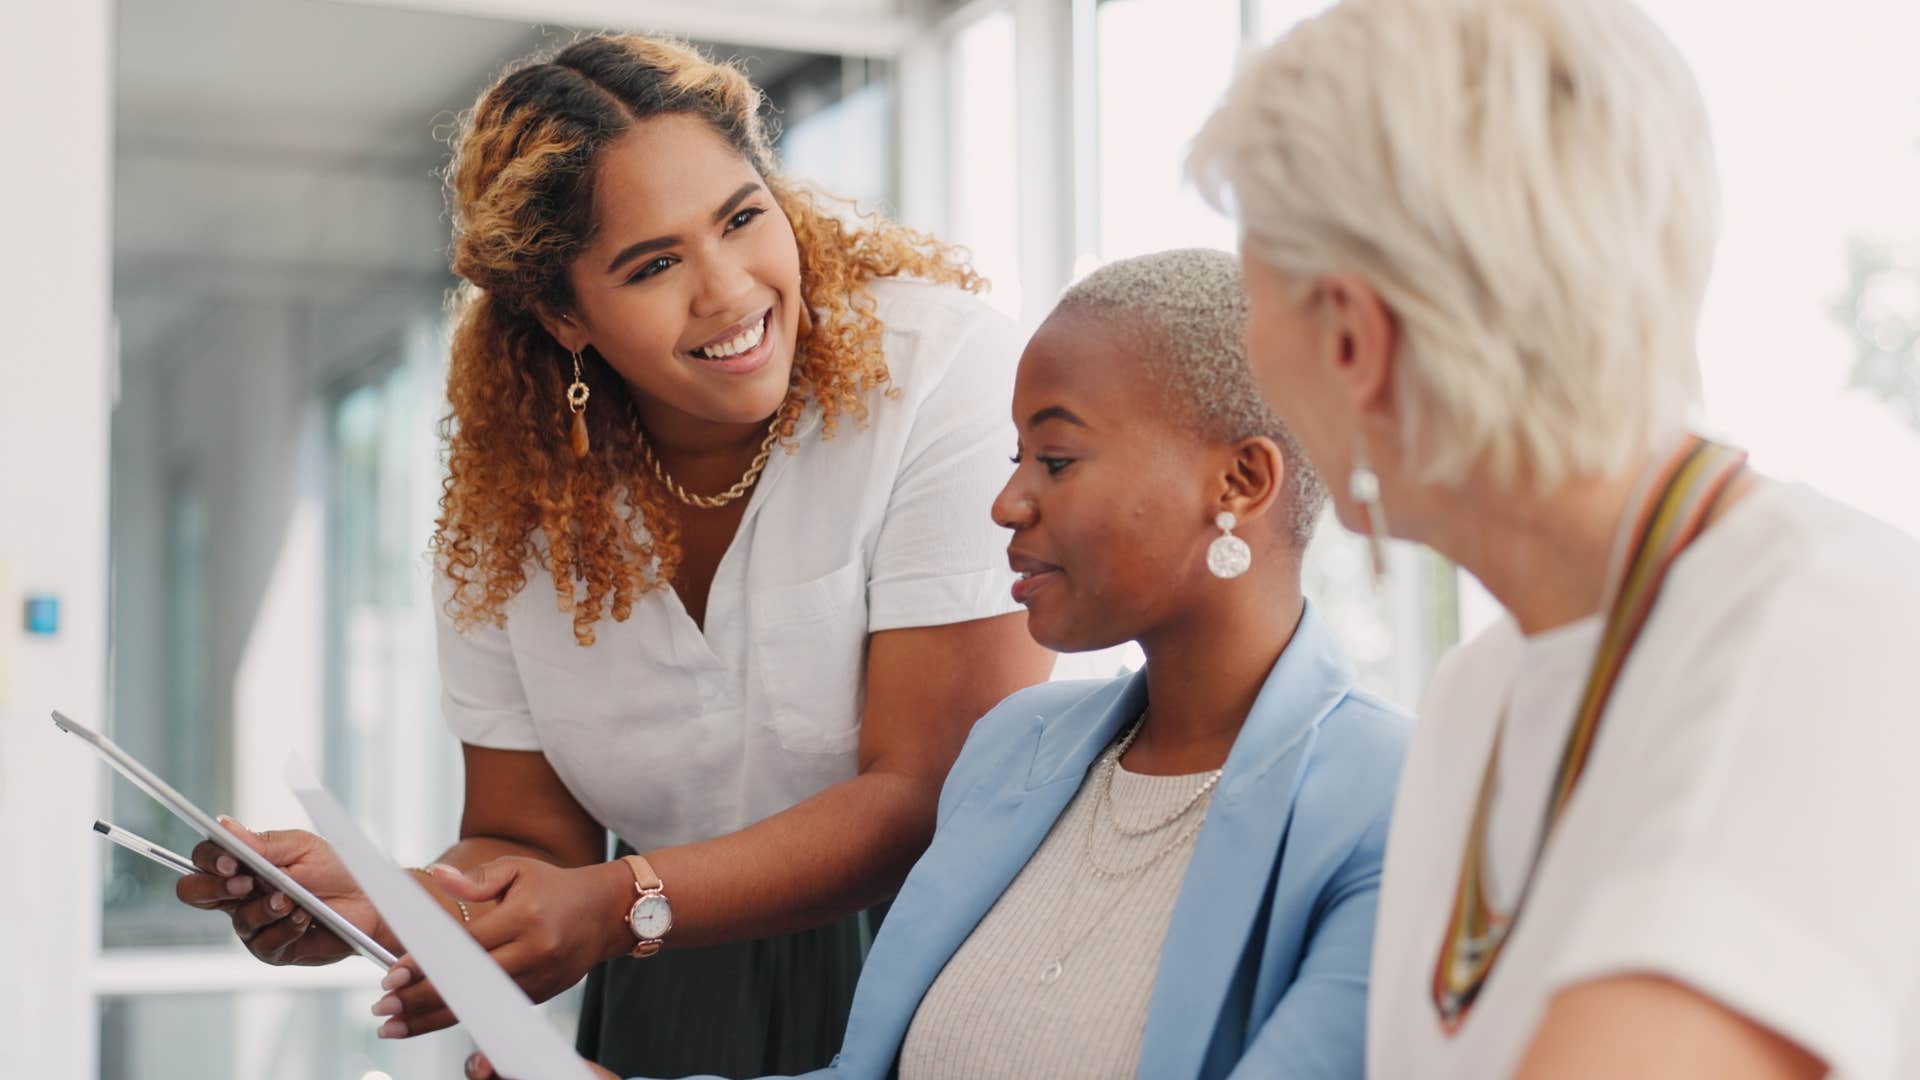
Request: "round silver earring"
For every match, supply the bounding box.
[1207,511,1252,580]
[1350,433,1389,585]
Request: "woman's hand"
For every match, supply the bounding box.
[174,817,383,966]
[462,1050,619,1080]
[373,857,631,1038]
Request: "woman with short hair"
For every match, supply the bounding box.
[1191,1,1920,1077]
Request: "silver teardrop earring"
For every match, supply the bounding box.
[1350,431,1390,585]
[1207,511,1252,580]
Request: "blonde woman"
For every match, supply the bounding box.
[1191,0,1920,1077]
[175,34,1052,1077]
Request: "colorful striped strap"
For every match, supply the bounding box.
[1430,435,1748,1033]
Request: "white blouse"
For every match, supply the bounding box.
[435,279,1024,852]
[1368,484,1920,1079]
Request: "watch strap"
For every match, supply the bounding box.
[621,853,664,894]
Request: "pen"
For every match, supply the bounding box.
[93,819,200,876]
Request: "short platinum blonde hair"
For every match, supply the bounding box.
[1188,0,1717,489]
[1055,248,1327,547]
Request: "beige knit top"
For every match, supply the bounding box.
[898,751,1219,1079]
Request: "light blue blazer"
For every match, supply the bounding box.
[660,604,1408,1080]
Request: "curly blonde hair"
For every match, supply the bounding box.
[435,34,982,645]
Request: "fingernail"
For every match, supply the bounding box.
[428,862,461,878]
[291,910,309,927]
[226,876,253,896]
[377,1019,406,1039]
[380,966,412,991]
[371,995,401,1017]
[216,855,237,875]
[270,894,290,914]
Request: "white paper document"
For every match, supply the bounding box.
[287,755,597,1080]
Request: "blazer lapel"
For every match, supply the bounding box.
[1136,604,1357,1078]
[837,674,1148,1074]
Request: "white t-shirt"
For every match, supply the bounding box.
[436,279,1023,853]
[1369,482,1920,1080]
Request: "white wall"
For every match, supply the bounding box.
[0,0,112,1075]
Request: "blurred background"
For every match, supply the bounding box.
[3,0,1917,1076]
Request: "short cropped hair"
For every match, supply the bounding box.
[1055,248,1327,548]
[1188,0,1718,490]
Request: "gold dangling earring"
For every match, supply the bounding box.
[566,350,591,459]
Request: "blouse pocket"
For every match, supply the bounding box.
[753,559,869,755]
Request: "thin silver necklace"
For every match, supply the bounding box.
[1099,720,1225,843]
[1038,713,1222,985]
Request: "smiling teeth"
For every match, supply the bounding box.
[695,314,766,360]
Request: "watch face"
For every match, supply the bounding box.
[628,894,673,940]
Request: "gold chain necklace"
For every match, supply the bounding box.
[638,396,801,511]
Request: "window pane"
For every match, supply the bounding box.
[1647,2,1920,535]
[948,11,1022,318]
[98,989,491,1080]
[1095,0,1240,260]
[323,331,459,860]
[104,463,230,949]
[99,984,583,1079]
[777,57,895,212]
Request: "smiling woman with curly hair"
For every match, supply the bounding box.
[437,86,986,647]
[173,33,1053,1077]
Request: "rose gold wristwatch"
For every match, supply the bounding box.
[620,854,673,959]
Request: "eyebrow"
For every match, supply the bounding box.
[604,181,766,275]
[1025,405,1091,430]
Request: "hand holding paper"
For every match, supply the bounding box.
[285,755,597,1080]
[376,856,631,1038]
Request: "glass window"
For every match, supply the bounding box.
[776,56,896,213]
[1094,0,1241,261]
[947,10,1022,318]
[103,467,229,950]
[1645,1,1920,536]
[323,324,459,857]
[99,989,473,1080]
